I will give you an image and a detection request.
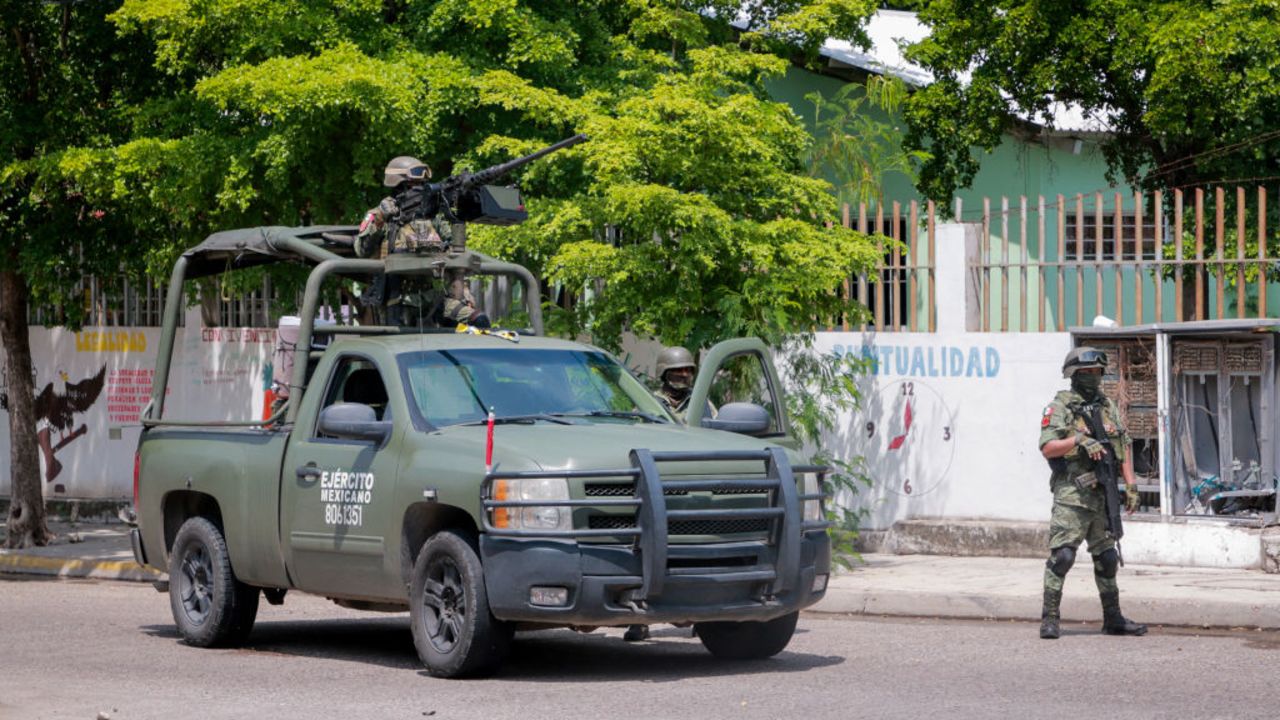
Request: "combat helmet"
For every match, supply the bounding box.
[383,156,432,187]
[1062,346,1107,378]
[656,346,695,379]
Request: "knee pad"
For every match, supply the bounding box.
[1046,546,1076,577]
[1093,549,1119,578]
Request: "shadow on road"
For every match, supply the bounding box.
[143,619,845,679]
[489,626,845,683]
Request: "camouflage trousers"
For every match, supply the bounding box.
[1044,500,1119,596]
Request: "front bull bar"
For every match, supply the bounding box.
[480,447,829,602]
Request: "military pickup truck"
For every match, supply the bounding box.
[131,224,831,678]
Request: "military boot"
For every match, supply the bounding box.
[1039,588,1062,639]
[1100,591,1147,636]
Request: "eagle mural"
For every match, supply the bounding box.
[1,366,106,484]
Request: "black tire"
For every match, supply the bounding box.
[409,530,512,678]
[168,517,259,648]
[695,611,799,660]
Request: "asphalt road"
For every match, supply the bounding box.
[2,576,1277,720]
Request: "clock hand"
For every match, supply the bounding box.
[887,400,913,451]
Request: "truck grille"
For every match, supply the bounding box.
[588,515,770,535]
[583,482,764,497]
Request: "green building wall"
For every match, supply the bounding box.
[768,66,1280,331]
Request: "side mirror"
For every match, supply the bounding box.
[318,403,392,444]
[700,402,771,435]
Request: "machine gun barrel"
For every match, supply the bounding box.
[450,133,588,190]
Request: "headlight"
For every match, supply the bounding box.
[492,477,572,531]
[801,472,824,522]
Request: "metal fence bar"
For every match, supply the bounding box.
[891,201,901,330]
[1075,194,1084,327]
[1036,195,1046,331]
[1001,195,1009,332]
[1113,191,1123,324]
[1175,189,1184,321]
[1056,194,1065,331]
[1153,191,1163,323]
[909,200,918,332]
[1260,187,1269,319]
[1236,186,1246,319]
[1134,191,1144,325]
[842,203,851,331]
[928,199,936,332]
[1195,188,1205,320]
[858,203,868,331]
[1019,195,1028,331]
[875,202,885,328]
[1215,187,1225,320]
[983,197,991,332]
[1094,191,1104,322]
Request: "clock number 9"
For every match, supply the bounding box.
[865,421,875,438]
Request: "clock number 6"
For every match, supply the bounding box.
[903,478,913,495]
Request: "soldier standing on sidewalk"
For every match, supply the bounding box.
[1037,346,1147,640]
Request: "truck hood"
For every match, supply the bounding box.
[428,421,794,475]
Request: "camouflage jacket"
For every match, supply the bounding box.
[355,197,446,258]
[1038,389,1129,509]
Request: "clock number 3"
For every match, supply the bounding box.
[943,426,951,441]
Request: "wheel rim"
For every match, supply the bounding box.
[178,543,214,625]
[420,555,467,654]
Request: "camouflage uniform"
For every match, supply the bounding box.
[1039,390,1129,557]
[354,198,448,259]
[1037,346,1146,640]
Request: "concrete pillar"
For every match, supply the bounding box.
[934,222,984,334]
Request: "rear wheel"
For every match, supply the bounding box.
[409,530,512,678]
[694,611,798,660]
[168,517,259,647]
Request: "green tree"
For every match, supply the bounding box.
[806,75,927,208]
[4,0,883,547]
[1,0,168,547]
[903,0,1280,202]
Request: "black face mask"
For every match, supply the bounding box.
[1071,374,1103,399]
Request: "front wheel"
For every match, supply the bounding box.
[694,611,799,660]
[409,530,512,678]
[168,517,259,647]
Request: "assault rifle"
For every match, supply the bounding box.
[1080,402,1124,565]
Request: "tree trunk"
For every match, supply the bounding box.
[1,261,52,548]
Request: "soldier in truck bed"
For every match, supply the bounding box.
[354,156,488,328]
[1037,346,1146,640]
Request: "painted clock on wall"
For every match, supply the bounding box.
[859,379,957,497]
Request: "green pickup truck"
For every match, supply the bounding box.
[131,225,831,677]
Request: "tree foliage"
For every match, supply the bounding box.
[903,0,1280,202]
[3,0,885,544]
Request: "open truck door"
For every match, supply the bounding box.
[684,337,798,450]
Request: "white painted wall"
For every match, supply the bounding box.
[0,325,274,500]
[814,331,1073,529]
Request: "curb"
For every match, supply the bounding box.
[0,553,164,583]
[810,587,1280,630]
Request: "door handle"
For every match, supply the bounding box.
[296,463,321,481]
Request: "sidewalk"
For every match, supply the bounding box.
[0,521,162,583]
[4,522,1280,629]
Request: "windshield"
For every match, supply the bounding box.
[398,348,673,429]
